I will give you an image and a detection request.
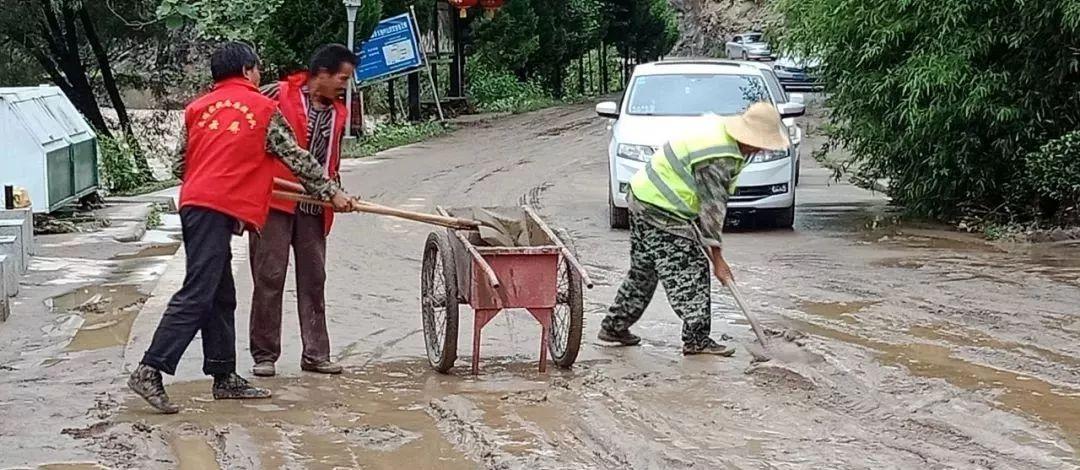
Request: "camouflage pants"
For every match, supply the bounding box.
[602,216,712,348]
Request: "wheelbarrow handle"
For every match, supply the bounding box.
[522,206,594,289]
[450,229,502,289]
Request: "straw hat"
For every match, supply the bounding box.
[723,102,790,151]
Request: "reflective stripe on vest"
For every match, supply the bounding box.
[630,125,743,219]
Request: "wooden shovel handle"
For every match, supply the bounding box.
[273,178,306,193]
[271,190,481,231]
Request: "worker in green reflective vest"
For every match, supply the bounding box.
[598,102,791,356]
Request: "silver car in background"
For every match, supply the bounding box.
[725,33,775,61]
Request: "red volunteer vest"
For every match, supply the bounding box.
[268,71,346,235]
[179,78,277,231]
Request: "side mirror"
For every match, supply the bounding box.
[788,93,805,105]
[778,102,805,119]
[596,101,619,119]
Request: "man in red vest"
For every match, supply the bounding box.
[247,44,355,377]
[128,42,355,414]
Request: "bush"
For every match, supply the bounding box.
[773,0,1080,221]
[1025,131,1080,222]
[342,121,452,158]
[98,134,148,193]
[467,62,554,114]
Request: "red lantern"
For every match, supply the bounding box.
[448,0,477,18]
[480,0,504,16]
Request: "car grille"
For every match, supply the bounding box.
[732,184,788,202]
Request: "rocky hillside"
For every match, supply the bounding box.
[668,0,774,57]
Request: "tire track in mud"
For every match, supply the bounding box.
[746,331,1073,469]
[427,395,563,470]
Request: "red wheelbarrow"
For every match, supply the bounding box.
[420,206,593,375]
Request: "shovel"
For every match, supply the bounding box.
[721,278,774,363]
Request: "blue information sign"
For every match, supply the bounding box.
[355,13,424,83]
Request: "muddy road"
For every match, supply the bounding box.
[4,101,1080,469]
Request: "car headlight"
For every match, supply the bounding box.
[617,143,656,162]
[748,149,790,164]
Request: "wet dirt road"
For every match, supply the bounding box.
[6,101,1080,469]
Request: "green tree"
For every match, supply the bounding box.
[0,47,44,86]
[472,0,540,78]
[774,0,1080,220]
[158,0,382,77]
[0,0,158,177]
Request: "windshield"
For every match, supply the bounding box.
[745,33,764,43]
[625,74,772,117]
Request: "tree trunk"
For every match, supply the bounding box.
[600,43,608,93]
[388,79,397,123]
[35,1,112,137]
[77,5,150,179]
[578,55,585,96]
[78,6,129,134]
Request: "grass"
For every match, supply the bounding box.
[146,204,163,229]
[342,121,454,158]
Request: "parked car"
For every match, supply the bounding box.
[772,55,822,90]
[725,33,774,61]
[595,59,805,229]
[747,61,805,186]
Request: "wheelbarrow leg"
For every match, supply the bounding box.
[528,308,553,373]
[472,309,500,375]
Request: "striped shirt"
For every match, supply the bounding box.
[261,82,336,215]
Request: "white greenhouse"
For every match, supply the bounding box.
[0,86,99,213]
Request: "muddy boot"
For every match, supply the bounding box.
[301,360,343,375]
[252,361,275,377]
[127,364,180,414]
[683,338,736,357]
[212,373,272,400]
[597,328,642,346]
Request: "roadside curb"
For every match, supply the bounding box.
[120,185,185,372]
[122,241,186,373]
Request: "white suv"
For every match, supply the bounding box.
[596,59,805,229]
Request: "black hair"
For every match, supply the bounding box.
[210,42,261,82]
[308,44,357,75]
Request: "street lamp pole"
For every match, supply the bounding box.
[344,0,362,140]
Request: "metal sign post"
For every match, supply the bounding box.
[344,0,362,140]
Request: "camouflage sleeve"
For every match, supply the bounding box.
[693,158,742,248]
[265,111,339,200]
[171,123,188,181]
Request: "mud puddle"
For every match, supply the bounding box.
[907,322,1080,369]
[169,434,221,470]
[111,243,180,260]
[794,202,901,233]
[47,284,148,351]
[793,319,1080,455]
[796,299,879,324]
[118,360,575,469]
[860,224,1080,287]
[35,463,109,470]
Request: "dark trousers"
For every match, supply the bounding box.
[142,206,238,376]
[248,209,330,365]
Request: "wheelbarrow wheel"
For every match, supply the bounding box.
[550,228,584,369]
[421,231,459,373]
